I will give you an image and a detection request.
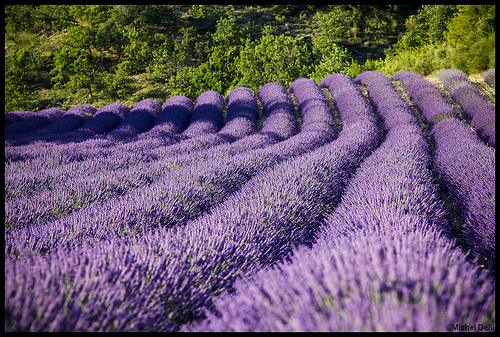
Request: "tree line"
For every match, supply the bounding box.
[4,5,495,113]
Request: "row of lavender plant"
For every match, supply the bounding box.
[5,110,32,127]
[392,70,495,272]
[482,68,495,88]
[4,97,190,199]
[5,108,66,137]
[4,93,200,164]
[4,81,314,256]
[4,89,251,185]
[4,84,293,204]
[439,68,495,147]
[5,74,383,331]
[5,102,132,161]
[4,92,214,190]
[184,71,495,332]
[5,104,97,146]
[3,87,261,230]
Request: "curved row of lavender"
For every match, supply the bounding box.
[5,89,249,187]
[5,104,97,146]
[4,97,192,201]
[5,102,132,162]
[5,108,66,137]
[392,70,495,272]
[481,68,495,88]
[5,110,31,127]
[4,84,294,202]
[439,68,495,147]
[4,88,261,228]
[185,72,495,332]
[5,81,318,258]
[4,93,204,190]
[4,93,212,165]
[4,75,383,331]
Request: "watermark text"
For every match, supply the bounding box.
[446,323,494,332]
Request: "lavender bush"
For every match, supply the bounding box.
[104,99,161,141]
[5,110,31,127]
[393,70,495,271]
[439,69,495,147]
[5,108,66,136]
[482,68,495,88]
[5,75,382,331]
[391,70,459,125]
[184,72,494,332]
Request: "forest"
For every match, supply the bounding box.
[4,4,496,113]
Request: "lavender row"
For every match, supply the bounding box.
[4,102,132,162]
[5,108,66,137]
[4,96,192,199]
[185,72,494,332]
[430,118,495,270]
[4,85,291,202]
[5,76,381,331]
[439,69,495,147]
[4,85,286,203]
[288,78,337,133]
[391,70,460,125]
[5,90,246,182]
[5,104,97,146]
[4,95,195,182]
[4,88,257,228]
[482,68,495,88]
[5,81,323,256]
[188,216,494,332]
[319,73,379,128]
[355,71,421,133]
[5,110,31,127]
[393,70,495,271]
[4,94,196,164]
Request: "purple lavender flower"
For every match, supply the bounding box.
[104,99,161,141]
[183,72,494,332]
[185,220,494,332]
[181,91,225,138]
[482,68,495,88]
[394,70,495,271]
[439,69,495,147]
[5,108,66,136]
[5,110,31,127]
[430,118,495,269]
[391,71,459,125]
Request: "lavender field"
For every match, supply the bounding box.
[4,70,495,332]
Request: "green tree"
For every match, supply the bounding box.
[5,46,45,112]
[309,44,354,82]
[390,5,457,53]
[50,5,113,98]
[5,5,73,36]
[445,5,495,45]
[236,27,316,92]
[170,15,255,99]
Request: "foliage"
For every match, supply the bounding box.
[389,5,458,53]
[381,5,495,76]
[3,5,496,113]
[271,5,297,16]
[308,44,354,83]
[237,27,317,92]
[445,5,495,45]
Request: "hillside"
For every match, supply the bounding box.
[6,5,494,113]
